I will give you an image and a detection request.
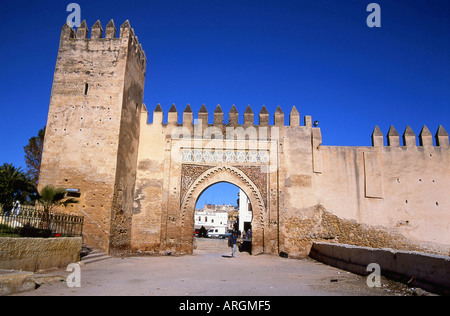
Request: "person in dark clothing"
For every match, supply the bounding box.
[231,232,237,257]
[199,226,207,238]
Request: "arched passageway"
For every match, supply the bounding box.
[179,165,266,255]
[193,182,253,254]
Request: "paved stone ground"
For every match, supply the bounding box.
[13,238,414,296]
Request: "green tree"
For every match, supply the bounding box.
[37,184,78,214]
[36,185,78,229]
[0,163,36,213]
[24,127,45,185]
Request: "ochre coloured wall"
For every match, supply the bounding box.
[39,20,450,257]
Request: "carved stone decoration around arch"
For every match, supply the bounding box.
[179,165,267,255]
[180,164,213,205]
[180,164,268,208]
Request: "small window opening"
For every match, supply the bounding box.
[84,83,89,96]
[67,191,81,198]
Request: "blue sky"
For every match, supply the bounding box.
[196,182,240,208]
[0,0,448,206]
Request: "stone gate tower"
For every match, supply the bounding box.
[40,20,450,258]
[39,20,146,253]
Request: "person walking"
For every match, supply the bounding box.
[231,232,237,258]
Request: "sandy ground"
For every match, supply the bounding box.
[13,238,412,296]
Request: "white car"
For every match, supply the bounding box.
[207,227,229,238]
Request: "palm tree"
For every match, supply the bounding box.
[0,163,36,213]
[38,185,78,213]
[37,185,78,228]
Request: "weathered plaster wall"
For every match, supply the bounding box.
[316,144,450,252]
[283,204,449,258]
[131,105,450,258]
[281,126,450,257]
[109,24,146,254]
[39,20,146,253]
[39,21,450,258]
[131,110,166,253]
[131,106,287,255]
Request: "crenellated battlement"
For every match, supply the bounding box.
[372,125,449,148]
[60,19,147,72]
[144,103,315,128]
[40,19,450,257]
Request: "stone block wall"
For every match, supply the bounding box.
[309,242,450,295]
[283,204,448,258]
[38,19,450,257]
[39,20,146,253]
[0,237,82,272]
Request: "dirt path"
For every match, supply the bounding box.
[13,238,410,296]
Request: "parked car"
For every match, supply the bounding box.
[207,227,229,238]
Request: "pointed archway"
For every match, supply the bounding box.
[179,165,266,254]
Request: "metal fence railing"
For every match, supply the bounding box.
[0,205,83,238]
